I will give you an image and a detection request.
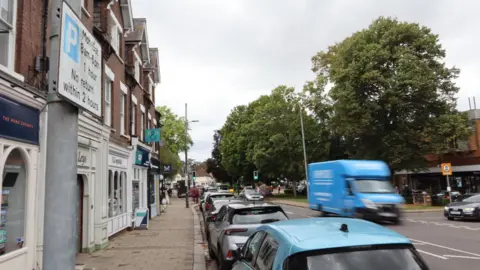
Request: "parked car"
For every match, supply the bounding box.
[231,217,430,270]
[444,193,480,221]
[238,189,264,201]
[207,202,289,270]
[203,192,236,217]
[432,190,462,204]
[204,199,244,241]
[200,188,220,212]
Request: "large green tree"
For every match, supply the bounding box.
[206,130,231,183]
[156,106,193,155]
[311,17,472,172]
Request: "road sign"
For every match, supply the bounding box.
[145,128,161,143]
[441,163,452,176]
[253,171,258,180]
[58,2,102,116]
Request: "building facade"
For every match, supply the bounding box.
[0,0,161,269]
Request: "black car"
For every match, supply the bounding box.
[444,193,480,220]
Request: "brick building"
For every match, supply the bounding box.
[395,110,480,194]
[0,1,161,269]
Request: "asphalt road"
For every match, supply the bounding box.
[205,204,480,269]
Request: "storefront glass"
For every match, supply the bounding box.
[108,170,126,217]
[1,149,26,256]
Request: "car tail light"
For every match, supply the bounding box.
[226,250,235,259]
[205,203,211,210]
[224,228,248,235]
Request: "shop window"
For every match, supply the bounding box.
[140,113,144,141]
[108,170,127,217]
[0,0,14,69]
[132,181,140,211]
[120,93,126,135]
[1,149,26,256]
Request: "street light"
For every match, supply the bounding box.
[299,103,309,199]
[184,103,199,208]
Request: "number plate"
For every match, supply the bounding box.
[450,211,461,215]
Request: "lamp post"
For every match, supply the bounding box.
[299,104,309,199]
[184,103,199,208]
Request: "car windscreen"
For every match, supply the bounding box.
[231,207,288,224]
[210,194,234,200]
[288,245,427,270]
[354,179,395,193]
[463,194,480,203]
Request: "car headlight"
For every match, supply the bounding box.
[444,206,449,211]
[361,198,377,209]
[464,208,475,212]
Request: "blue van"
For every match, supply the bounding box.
[307,160,404,224]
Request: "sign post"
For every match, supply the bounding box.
[43,1,101,270]
[441,163,453,204]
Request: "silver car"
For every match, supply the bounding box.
[204,199,244,241]
[238,189,264,201]
[206,202,288,270]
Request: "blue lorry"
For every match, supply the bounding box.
[307,160,404,224]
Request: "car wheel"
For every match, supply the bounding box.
[447,217,454,221]
[393,218,402,225]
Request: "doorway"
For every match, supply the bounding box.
[76,175,84,253]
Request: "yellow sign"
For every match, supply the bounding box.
[441,163,452,176]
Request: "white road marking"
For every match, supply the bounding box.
[406,219,480,231]
[409,238,480,258]
[417,250,448,260]
[285,211,293,214]
[444,255,480,260]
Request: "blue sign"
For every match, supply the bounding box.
[135,147,150,167]
[63,13,80,63]
[0,95,39,145]
[145,128,160,143]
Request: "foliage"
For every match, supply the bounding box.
[158,145,182,176]
[156,106,193,155]
[310,16,472,172]
[205,130,231,183]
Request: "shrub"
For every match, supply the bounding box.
[284,189,293,195]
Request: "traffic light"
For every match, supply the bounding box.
[253,171,258,180]
[192,171,196,180]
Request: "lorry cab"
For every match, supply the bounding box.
[308,160,404,224]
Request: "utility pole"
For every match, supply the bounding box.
[43,1,81,269]
[185,103,190,208]
[299,104,309,198]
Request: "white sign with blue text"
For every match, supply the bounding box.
[58,2,102,117]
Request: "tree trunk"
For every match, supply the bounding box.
[292,180,297,197]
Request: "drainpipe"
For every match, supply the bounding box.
[41,0,49,90]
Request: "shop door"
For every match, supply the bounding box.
[76,175,84,253]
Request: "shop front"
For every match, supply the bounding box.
[0,85,42,269]
[106,144,131,236]
[130,138,151,227]
[149,157,161,218]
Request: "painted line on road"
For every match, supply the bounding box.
[285,211,293,214]
[444,255,480,260]
[417,250,448,260]
[409,238,480,258]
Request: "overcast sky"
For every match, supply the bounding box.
[133,0,479,162]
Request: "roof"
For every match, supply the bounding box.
[309,159,390,177]
[125,18,145,42]
[260,218,410,254]
[226,202,280,209]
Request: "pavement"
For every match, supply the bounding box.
[76,197,206,270]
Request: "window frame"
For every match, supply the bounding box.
[109,10,123,56]
[242,231,266,266]
[0,0,17,71]
[120,93,126,135]
[131,104,136,135]
[104,79,112,126]
[140,112,144,141]
[254,234,279,270]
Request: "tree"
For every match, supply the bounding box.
[156,106,193,155]
[311,16,472,172]
[206,130,231,183]
[158,145,182,177]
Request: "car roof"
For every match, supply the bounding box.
[258,218,411,254]
[227,202,280,209]
[208,192,233,196]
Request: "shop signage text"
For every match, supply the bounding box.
[57,2,102,117]
[0,95,39,145]
[77,148,89,167]
[135,147,150,167]
[109,154,128,169]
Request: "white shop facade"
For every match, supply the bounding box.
[106,143,131,236]
[0,72,43,270]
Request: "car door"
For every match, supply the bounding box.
[343,179,355,217]
[209,205,227,250]
[254,234,279,270]
[232,231,266,270]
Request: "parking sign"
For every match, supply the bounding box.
[57,2,102,117]
[441,163,452,176]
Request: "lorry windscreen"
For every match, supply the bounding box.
[354,179,395,193]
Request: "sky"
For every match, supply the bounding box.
[132,0,480,162]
